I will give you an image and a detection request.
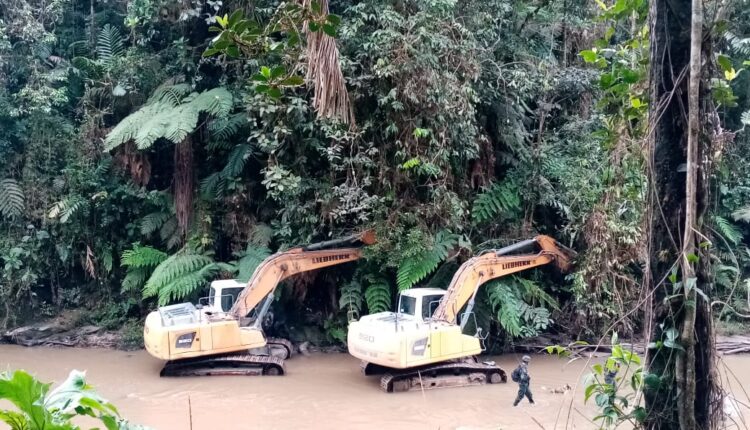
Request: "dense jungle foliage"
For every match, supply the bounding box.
[0,0,749,352]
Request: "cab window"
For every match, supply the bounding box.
[398,295,417,316]
[220,287,244,312]
[421,295,443,320]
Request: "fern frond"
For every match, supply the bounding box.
[339,281,363,320]
[472,181,521,224]
[209,113,247,140]
[516,277,559,310]
[121,245,168,268]
[222,144,253,178]
[486,279,553,339]
[364,277,392,313]
[249,223,273,247]
[143,251,217,305]
[140,212,170,236]
[105,86,234,151]
[199,172,226,199]
[149,83,192,105]
[0,179,24,219]
[732,205,750,223]
[122,267,149,294]
[96,24,124,66]
[159,217,180,248]
[232,245,272,282]
[396,230,459,291]
[48,196,88,223]
[714,215,743,245]
[155,263,222,305]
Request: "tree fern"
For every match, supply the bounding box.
[222,144,253,177]
[0,179,24,219]
[140,211,170,236]
[121,245,168,268]
[364,276,392,313]
[96,24,124,67]
[715,264,739,290]
[232,245,272,282]
[471,181,521,224]
[199,172,226,199]
[725,31,750,56]
[486,278,554,338]
[121,245,168,294]
[714,215,743,245]
[208,113,247,140]
[249,223,274,247]
[48,196,89,223]
[339,280,363,321]
[396,230,459,291]
[105,86,233,151]
[742,111,750,128]
[142,251,220,305]
[733,205,750,223]
[516,277,559,310]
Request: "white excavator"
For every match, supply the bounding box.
[347,235,576,392]
[143,230,376,376]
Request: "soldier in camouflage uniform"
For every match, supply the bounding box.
[513,355,535,406]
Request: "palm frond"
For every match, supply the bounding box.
[0,179,24,219]
[96,24,124,67]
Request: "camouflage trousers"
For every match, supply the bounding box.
[513,382,534,406]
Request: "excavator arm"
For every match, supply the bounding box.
[229,230,376,320]
[432,235,576,324]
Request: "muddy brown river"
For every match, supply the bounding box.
[1,345,749,429]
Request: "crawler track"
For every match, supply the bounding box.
[160,337,294,377]
[375,359,507,392]
[160,354,285,377]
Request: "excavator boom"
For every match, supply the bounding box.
[230,230,377,319]
[432,235,576,323]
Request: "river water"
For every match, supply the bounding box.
[1,345,749,429]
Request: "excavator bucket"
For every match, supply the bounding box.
[302,230,377,251]
[535,235,577,272]
[494,235,577,272]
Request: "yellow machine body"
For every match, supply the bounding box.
[348,235,576,372]
[143,231,376,365]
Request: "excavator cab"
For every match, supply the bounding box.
[203,279,246,313]
[396,288,446,322]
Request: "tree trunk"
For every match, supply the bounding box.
[645,0,719,428]
[674,0,702,426]
[174,137,194,241]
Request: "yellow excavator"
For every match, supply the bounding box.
[144,230,376,376]
[347,235,576,392]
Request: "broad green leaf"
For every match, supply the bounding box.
[322,23,337,37]
[251,73,268,82]
[580,50,597,63]
[228,10,243,27]
[260,66,271,79]
[326,14,341,26]
[280,76,304,86]
[717,54,732,72]
[0,370,51,430]
[270,66,285,79]
[267,87,282,99]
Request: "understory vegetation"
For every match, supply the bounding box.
[1,0,749,358]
